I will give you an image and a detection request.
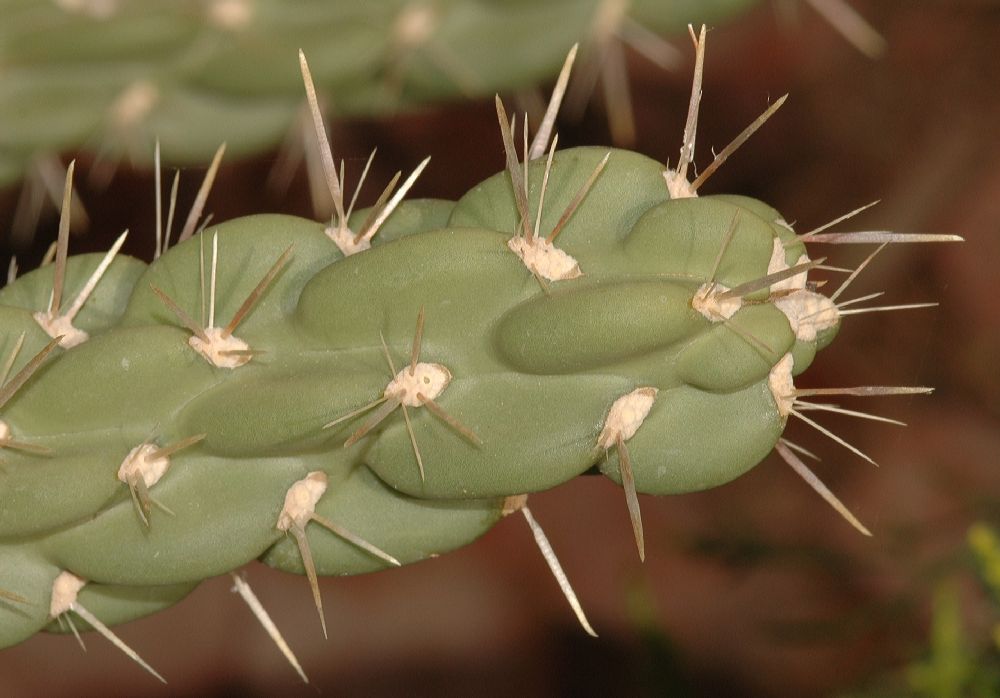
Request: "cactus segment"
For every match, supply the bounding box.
[2,134,936,644]
[0,31,957,682]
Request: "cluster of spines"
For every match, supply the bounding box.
[0,26,960,684]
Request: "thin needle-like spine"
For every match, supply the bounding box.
[69,603,166,683]
[223,245,294,338]
[793,400,906,426]
[676,25,706,182]
[528,44,577,160]
[310,513,401,567]
[230,574,309,684]
[831,242,887,301]
[345,149,378,222]
[63,613,85,649]
[790,408,877,466]
[417,394,482,445]
[495,96,532,237]
[149,285,209,343]
[147,434,206,462]
[359,156,430,244]
[344,396,401,447]
[0,439,52,456]
[48,161,76,317]
[199,234,206,328]
[521,506,597,638]
[793,386,933,398]
[62,230,129,322]
[705,211,740,292]
[0,589,29,605]
[803,0,886,58]
[177,144,225,243]
[780,438,822,462]
[616,435,644,562]
[802,231,964,244]
[775,440,871,536]
[163,170,180,254]
[400,403,425,482]
[409,306,425,376]
[324,395,389,430]
[690,95,787,191]
[533,134,559,242]
[154,140,163,259]
[0,336,61,411]
[208,233,219,329]
[716,258,825,301]
[798,200,880,239]
[299,50,346,225]
[355,172,402,243]
[546,151,610,243]
[289,524,327,640]
[723,318,776,358]
[0,333,25,388]
[838,302,938,316]
[127,475,150,528]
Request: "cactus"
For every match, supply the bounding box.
[0,0,759,191]
[0,0,886,194]
[0,30,957,684]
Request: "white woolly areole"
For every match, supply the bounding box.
[117,443,170,488]
[501,494,529,517]
[111,81,159,128]
[385,362,452,407]
[327,225,370,257]
[691,283,742,322]
[507,236,582,282]
[767,238,810,294]
[774,291,839,342]
[208,0,253,29]
[663,170,697,199]
[597,387,658,450]
[276,471,328,532]
[33,312,88,349]
[768,353,796,418]
[189,326,251,369]
[56,0,118,19]
[49,571,86,618]
[0,420,10,442]
[395,2,435,45]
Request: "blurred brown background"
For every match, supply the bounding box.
[1,1,998,695]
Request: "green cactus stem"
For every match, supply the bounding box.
[0,34,957,683]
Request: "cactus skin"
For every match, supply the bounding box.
[0,0,755,186]
[0,140,840,650]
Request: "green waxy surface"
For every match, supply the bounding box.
[367,373,634,498]
[4,325,217,436]
[0,545,60,647]
[601,380,786,494]
[450,148,670,261]
[0,449,132,538]
[43,580,199,634]
[494,280,704,376]
[0,145,840,648]
[0,253,147,337]
[262,465,503,576]
[42,453,311,586]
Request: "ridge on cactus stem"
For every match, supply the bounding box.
[0,29,960,684]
